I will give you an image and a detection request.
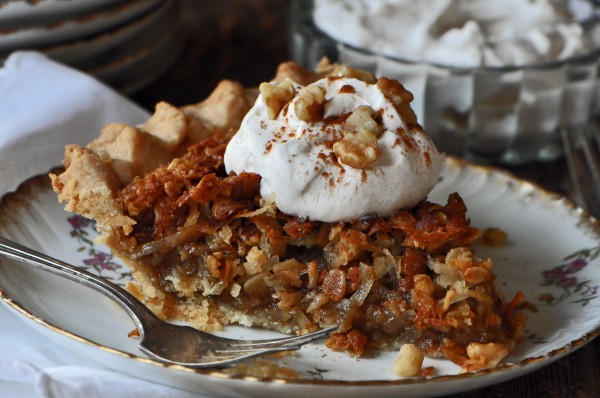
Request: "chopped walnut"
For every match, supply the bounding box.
[333,105,383,168]
[376,77,417,124]
[333,137,378,169]
[223,359,299,379]
[243,246,267,275]
[333,65,377,84]
[413,274,435,295]
[463,266,492,284]
[392,344,425,377]
[294,85,326,122]
[316,57,377,85]
[259,78,296,119]
[346,105,383,137]
[465,342,509,370]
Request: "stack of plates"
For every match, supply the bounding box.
[0,0,184,93]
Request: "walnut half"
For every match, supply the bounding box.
[333,105,383,169]
[376,77,417,124]
[294,85,326,122]
[260,78,296,119]
[317,59,377,84]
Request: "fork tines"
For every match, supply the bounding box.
[561,121,600,217]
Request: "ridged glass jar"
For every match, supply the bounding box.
[290,0,600,164]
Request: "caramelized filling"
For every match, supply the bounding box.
[114,134,526,365]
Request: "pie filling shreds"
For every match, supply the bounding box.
[50,60,528,374]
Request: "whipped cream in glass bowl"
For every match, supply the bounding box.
[290,0,600,164]
[225,71,443,221]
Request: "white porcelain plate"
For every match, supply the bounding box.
[0,158,599,398]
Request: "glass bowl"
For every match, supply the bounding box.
[290,0,600,164]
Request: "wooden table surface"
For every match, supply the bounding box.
[129,1,600,396]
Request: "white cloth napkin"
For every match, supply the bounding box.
[0,51,151,194]
[0,51,208,398]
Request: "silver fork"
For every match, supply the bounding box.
[0,236,337,367]
[560,121,600,218]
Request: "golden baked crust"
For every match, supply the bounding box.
[50,79,255,234]
[51,61,527,373]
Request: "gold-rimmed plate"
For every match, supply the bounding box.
[0,158,599,397]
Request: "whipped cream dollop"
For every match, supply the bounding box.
[224,74,443,222]
[313,0,593,67]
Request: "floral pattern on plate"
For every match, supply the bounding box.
[539,245,600,307]
[67,215,131,283]
[0,158,599,398]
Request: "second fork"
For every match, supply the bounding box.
[560,121,600,218]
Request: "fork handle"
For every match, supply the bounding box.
[0,236,160,334]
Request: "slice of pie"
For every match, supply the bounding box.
[50,60,527,373]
